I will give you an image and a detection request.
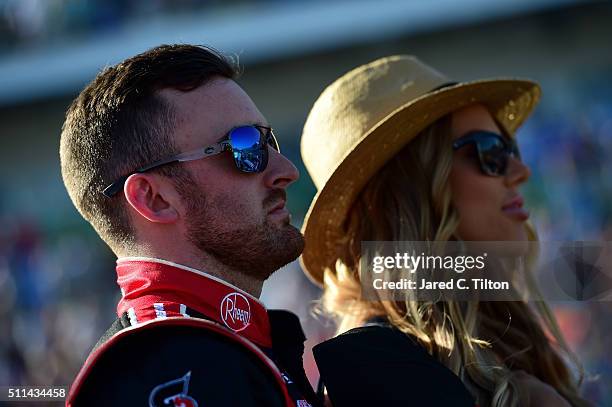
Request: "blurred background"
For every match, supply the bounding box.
[0,0,611,405]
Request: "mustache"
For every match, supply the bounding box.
[263,189,287,210]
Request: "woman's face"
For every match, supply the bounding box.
[450,104,531,241]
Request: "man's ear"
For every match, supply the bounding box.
[123,173,179,223]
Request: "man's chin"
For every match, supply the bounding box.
[275,226,305,265]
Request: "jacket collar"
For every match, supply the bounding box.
[115,257,272,348]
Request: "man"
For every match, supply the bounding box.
[60,44,317,407]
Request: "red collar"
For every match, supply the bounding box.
[116,258,272,348]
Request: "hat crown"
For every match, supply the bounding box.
[301,55,449,189]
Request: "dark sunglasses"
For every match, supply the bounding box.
[102,125,279,197]
[452,130,521,176]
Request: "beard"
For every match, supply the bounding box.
[181,184,304,281]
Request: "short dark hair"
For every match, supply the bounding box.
[60,44,238,250]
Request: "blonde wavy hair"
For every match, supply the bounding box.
[320,114,590,406]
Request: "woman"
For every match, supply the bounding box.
[300,56,590,406]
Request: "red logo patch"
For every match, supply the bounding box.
[149,371,198,407]
[220,292,251,332]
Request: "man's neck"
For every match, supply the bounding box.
[204,264,264,297]
[119,248,264,297]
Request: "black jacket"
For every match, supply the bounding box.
[313,324,476,406]
[68,311,319,407]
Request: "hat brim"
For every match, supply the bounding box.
[300,78,541,287]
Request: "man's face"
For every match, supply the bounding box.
[160,77,304,280]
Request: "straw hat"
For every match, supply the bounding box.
[300,55,540,286]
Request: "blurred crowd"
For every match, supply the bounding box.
[0,218,117,389]
[0,0,308,51]
[522,100,612,405]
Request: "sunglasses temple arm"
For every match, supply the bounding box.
[101,158,181,198]
[101,175,129,198]
[452,139,469,150]
[101,143,227,198]
[174,144,227,162]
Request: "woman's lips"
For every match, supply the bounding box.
[503,206,530,221]
[502,196,530,221]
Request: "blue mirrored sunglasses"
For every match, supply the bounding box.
[102,125,279,198]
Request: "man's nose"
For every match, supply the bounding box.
[263,148,300,189]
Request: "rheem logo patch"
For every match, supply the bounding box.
[220,292,251,332]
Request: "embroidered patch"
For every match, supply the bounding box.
[297,400,313,407]
[149,371,199,407]
[220,292,251,332]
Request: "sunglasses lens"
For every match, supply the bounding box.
[477,135,507,175]
[229,126,267,173]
